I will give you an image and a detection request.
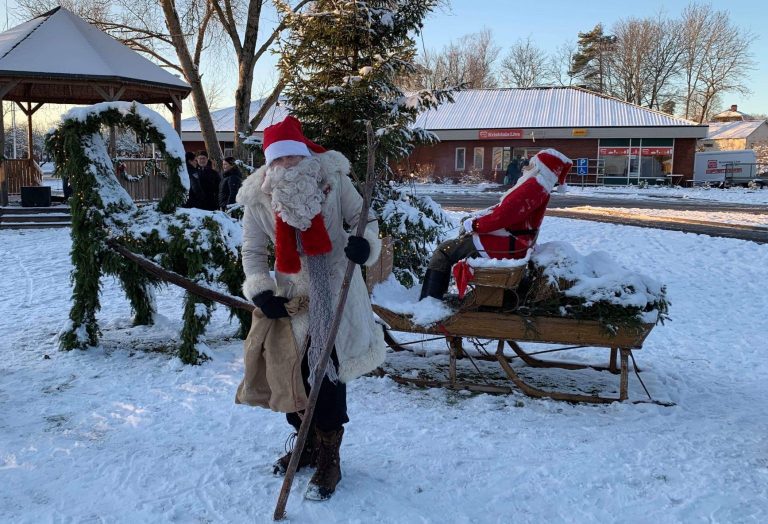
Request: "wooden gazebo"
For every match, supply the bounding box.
[0,7,191,205]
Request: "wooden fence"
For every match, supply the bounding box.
[0,159,44,194]
[115,159,169,201]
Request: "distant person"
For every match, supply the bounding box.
[196,150,221,211]
[218,156,243,210]
[504,155,522,186]
[183,151,204,209]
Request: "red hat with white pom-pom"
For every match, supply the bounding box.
[262,116,326,165]
[530,149,573,185]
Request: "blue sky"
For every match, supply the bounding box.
[417,0,767,115]
[2,0,766,119]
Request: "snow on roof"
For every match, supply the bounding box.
[0,7,189,91]
[705,120,767,140]
[183,88,703,136]
[181,99,290,133]
[413,88,702,129]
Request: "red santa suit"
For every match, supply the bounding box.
[463,148,573,259]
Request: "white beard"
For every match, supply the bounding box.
[262,157,325,231]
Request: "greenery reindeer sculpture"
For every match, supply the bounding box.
[47,102,249,364]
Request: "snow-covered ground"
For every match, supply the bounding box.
[555,207,768,228]
[2,220,768,523]
[414,182,768,205]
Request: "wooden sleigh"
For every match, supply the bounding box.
[369,260,661,404]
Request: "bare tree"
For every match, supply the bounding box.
[212,0,312,160]
[547,40,578,87]
[680,3,755,122]
[406,28,500,89]
[499,36,549,88]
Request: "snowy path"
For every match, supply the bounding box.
[1,223,767,523]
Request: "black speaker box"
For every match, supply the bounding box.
[21,186,52,207]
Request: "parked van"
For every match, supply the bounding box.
[693,150,758,185]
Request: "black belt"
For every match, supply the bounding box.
[505,228,538,236]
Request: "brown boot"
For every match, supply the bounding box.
[305,427,344,501]
[273,430,318,476]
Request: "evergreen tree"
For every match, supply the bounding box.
[274,0,458,285]
[569,24,616,94]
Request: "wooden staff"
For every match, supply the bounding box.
[106,239,255,313]
[273,123,379,520]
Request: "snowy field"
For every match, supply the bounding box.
[414,182,768,205]
[2,220,768,523]
[552,207,768,228]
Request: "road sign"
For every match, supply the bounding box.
[576,158,588,176]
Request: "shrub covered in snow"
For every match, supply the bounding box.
[373,183,453,287]
[46,102,249,364]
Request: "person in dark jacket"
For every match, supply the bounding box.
[503,155,522,186]
[183,151,205,208]
[218,157,243,210]
[196,150,221,211]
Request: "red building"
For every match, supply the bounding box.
[181,87,707,186]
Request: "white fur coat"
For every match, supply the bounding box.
[236,151,385,383]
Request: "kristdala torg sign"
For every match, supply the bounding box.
[479,129,523,140]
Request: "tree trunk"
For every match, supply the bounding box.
[233,1,264,161]
[160,0,223,169]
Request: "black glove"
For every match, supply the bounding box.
[252,290,290,319]
[344,235,370,265]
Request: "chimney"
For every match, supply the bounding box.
[730,104,738,112]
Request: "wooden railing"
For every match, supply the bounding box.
[115,159,170,202]
[0,159,43,194]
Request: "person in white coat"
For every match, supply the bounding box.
[236,115,385,501]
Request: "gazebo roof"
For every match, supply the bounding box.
[0,7,190,104]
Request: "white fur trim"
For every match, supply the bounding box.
[242,273,276,300]
[337,323,386,382]
[264,140,311,165]
[362,226,382,267]
[471,234,489,258]
[315,150,351,177]
[236,164,270,208]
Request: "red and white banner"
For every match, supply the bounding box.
[479,129,523,140]
[599,146,672,156]
[641,147,673,156]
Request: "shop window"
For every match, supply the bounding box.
[492,147,511,170]
[455,147,466,171]
[473,147,484,170]
[639,139,674,177]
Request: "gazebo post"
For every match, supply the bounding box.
[0,99,6,206]
[26,102,33,161]
[168,94,183,136]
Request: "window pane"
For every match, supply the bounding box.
[641,138,674,147]
[492,147,503,170]
[455,148,465,170]
[600,138,630,147]
[474,147,484,170]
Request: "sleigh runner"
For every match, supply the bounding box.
[370,260,664,404]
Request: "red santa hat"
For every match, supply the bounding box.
[530,149,573,185]
[263,116,326,165]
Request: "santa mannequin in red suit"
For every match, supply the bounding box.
[419,148,573,300]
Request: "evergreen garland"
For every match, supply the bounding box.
[47,103,249,364]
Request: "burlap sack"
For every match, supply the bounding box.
[235,297,309,413]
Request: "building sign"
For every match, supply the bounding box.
[641,147,673,156]
[479,129,523,140]
[599,147,640,156]
[576,158,589,175]
[571,128,588,137]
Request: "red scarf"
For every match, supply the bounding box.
[274,212,332,274]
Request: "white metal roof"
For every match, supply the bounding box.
[705,120,767,140]
[181,99,290,133]
[413,88,702,129]
[0,7,189,90]
[182,87,706,136]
